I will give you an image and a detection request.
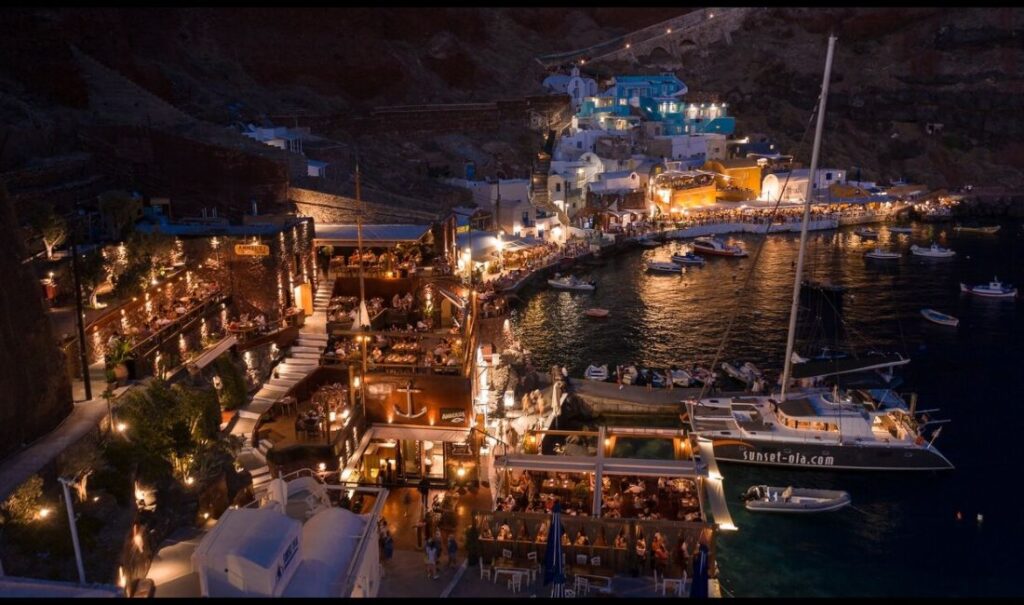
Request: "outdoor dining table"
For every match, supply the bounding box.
[492,558,533,586]
[567,564,616,594]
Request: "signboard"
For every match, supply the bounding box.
[235,243,270,257]
[448,442,473,457]
[439,407,467,425]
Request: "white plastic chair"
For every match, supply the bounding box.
[590,556,601,567]
[502,548,513,560]
[508,572,523,593]
[576,554,588,566]
[480,560,492,581]
[574,576,590,596]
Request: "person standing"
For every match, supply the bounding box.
[447,532,458,570]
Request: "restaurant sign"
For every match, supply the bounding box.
[235,243,270,257]
[440,407,467,425]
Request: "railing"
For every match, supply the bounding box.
[131,293,228,362]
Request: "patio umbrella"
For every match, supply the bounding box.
[690,543,709,598]
[544,501,566,597]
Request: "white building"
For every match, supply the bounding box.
[306,159,328,178]
[565,66,599,111]
[242,125,308,154]
[761,169,847,202]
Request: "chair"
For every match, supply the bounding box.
[508,572,523,593]
[590,556,601,567]
[502,548,513,560]
[575,554,588,566]
[527,551,540,582]
[653,568,663,595]
[574,576,590,596]
[480,560,492,581]
[563,588,576,598]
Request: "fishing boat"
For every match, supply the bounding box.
[741,485,851,513]
[671,252,707,266]
[548,275,596,291]
[670,367,693,387]
[920,308,959,327]
[954,224,1000,234]
[721,361,763,385]
[692,237,748,258]
[686,36,953,472]
[584,308,610,319]
[854,227,879,239]
[910,243,955,258]
[888,226,913,234]
[864,248,901,260]
[619,365,638,385]
[646,261,684,274]
[960,277,1017,299]
[638,238,661,248]
[585,364,609,381]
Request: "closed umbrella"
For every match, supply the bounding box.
[690,543,709,598]
[544,501,566,597]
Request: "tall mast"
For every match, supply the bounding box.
[355,160,369,374]
[780,34,837,400]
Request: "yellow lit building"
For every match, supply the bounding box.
[650,170,717,215]
[703,158,763,201]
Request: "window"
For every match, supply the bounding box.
[826,172,833,181]
[555,182,562,192]
[577,141,582,149]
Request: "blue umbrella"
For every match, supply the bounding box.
[544,501,566,596]
[690,543,709,598]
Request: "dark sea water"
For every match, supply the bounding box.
[509,221,1024,597]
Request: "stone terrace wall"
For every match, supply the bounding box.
[290,187,438,224]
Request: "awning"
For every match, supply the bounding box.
[495,454,701,478]
[314,224,431,247]
[369,424,470,443]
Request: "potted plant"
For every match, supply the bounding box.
[108,339,134,385]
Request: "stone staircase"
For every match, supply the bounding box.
[230,279,334,495]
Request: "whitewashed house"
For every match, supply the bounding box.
[761,169,847,202]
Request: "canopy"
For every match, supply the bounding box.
[314,224,431,247]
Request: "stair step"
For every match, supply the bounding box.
[291,345,322,354]
[250,466,270,478]
[289,352,321,360]
[237,408,264,420]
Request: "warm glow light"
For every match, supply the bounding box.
[202,512,210,520]
[185,476,195,486]
[457,467,466,478]
[37,507,52,520]
[353,376,361,388]
[318,462,327,472]
[116,422,128,433]
[329,411,337,423]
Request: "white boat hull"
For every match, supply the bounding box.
[911,245,955,258]
[960,283,1017,298]
[744,487,851,513]
[920,308,958,326]
[585,365,609,381]
[548,280,595,291]
[647,262,683,274]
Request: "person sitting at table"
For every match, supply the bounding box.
[371,347,383,363]
[392,293,401,309]
[536,521,548,543]
[574,529,590,546]
[560,531,570,546]
[497,522,512,541]
[614,529,628,549]
[479,522,493,539]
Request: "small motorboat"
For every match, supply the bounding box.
[646,261,684,274]
[692,237,748,257]
[584,308,610,319]
[911,243,955,258]
[671,252,706,266]
[649,369,667,388]
[741,485,851,513]
[638,238,661,248]
[954,224,1000,234]
[888,226,914,234]
[548,275,597,291]
[669,367,693,387]
[690,366,714,385]
[585,364,609,381]
[960,277,1017,299]
[864,248,901,260]
[619,365,638,385]
[920,308,959,327]
[855,227,879,239]
[721,361,762,384]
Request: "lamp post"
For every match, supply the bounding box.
[70,213,92,401]
[58,476,87,584]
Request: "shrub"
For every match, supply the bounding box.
[213,355,248,411]
[1,475,44,524]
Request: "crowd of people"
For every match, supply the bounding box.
[103,278,221,355]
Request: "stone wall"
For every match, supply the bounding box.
[0,184,73,461]
[290,187,438,224]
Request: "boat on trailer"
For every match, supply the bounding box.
[920,308,959,327]
[741,485,851,513]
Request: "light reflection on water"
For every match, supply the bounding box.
[510,223,1024,596]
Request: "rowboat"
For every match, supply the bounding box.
[954,225,1000,234]
[584,308,610,319]
[671,252,706,266]
[585,364,609,381]
[960,277,1017,299]
[854,227,878,239]
[548,275,596,291]
[692,237,747,258]
[741,485,851,513]
[864,248,901,260]
[911,243,955,258]
[920,308,959,327]
[721,361,763,384]
[646,261,684,274]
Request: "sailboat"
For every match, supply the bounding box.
[685,36,953,471]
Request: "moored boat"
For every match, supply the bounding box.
[585,364,609,381]
[865,247,901,260]
[646,261,684,274]
[721,361,763,384]
[910,243,955,258]
[638,237,661,248]
[855,227,879,239]
[920,308,959,327]
[670,367,693,387]
[960,277,1017,299]
[671,252,707,266]
[584,308,610,318]
[741,485,851,513]
[888,226,913,234]
[548,275,596,291]
[692,237,748,258]
[619,365,638,385]
[954,224,1000,234]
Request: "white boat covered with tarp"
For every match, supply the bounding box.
[585,364,609,381]
[721,361,763,385]
[911,243,955,258]
[692,237,747,257]
[670,367,694,387]
[548,275,596,291]
[741,485,851,513]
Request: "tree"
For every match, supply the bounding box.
[77,249,111,308]
[1,475,44,524]
[98,190,142,241]
[27,203,67,260]
[213,355,248,411]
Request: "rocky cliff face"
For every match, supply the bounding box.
[0,184,72,461]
